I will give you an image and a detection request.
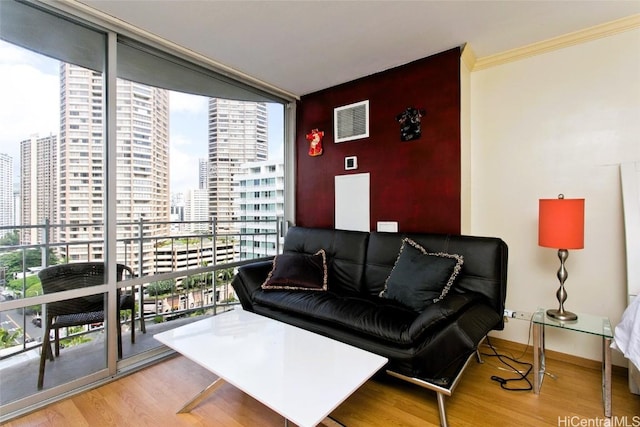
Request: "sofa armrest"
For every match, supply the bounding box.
[407,293,483,341]
[231,260,273,311]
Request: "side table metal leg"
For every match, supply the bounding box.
[177,377,226,414]
[603,337,612,418]
[533,323,545,393]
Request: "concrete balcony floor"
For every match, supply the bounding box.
[0,314,210,406]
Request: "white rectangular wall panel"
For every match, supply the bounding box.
[335,173,370,232]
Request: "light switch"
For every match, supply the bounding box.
[377,221,398,232]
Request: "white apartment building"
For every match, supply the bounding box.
[184,188,209,232]
[0,153,14,239]
[207,99,268,230]
[170,192,185,234]
[58,64,170,271]
[235,160,284,260]
[12,182,20,230]
[198,158,208,190]
[19,135,57,245]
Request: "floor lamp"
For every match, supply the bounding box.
[538,194,585,321]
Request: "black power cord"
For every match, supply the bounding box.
[482,335,533,391]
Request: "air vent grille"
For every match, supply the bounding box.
[334,100,369,143]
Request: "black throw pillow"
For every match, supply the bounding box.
[261,249,328,291]
[380,238,463,312]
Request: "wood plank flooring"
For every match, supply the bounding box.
[6,338,640,426]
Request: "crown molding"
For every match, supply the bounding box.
[473,14,640,71]
[460,43,477,71]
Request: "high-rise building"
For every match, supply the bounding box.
[235,160,284,260]
[58,64,170,269]
[185,188,209,232]
[13,182,20,229]
[170,191,185,234]
[198,158,208,190]
[0,153,14,239]
[19,135,57,245]
[207,99,267,229]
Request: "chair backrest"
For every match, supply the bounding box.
[38,263,132,317]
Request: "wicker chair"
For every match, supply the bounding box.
[37,262,145,389]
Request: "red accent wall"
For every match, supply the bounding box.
[295,48,461,234]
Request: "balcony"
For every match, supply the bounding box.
[0,218,282,417]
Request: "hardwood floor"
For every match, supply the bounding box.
[6,338,639,426]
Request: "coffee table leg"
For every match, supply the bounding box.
[177,377,226,414]
[284,417,343,426]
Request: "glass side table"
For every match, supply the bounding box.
[532,309,613,418]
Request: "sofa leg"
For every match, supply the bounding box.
[476,336,488,364]
[436,392,448,427]
[388,348,480,426]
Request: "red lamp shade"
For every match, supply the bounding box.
[538,197,585,249]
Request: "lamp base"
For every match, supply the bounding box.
[546,308,578,322]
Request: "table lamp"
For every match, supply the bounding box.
[538,194,584,321]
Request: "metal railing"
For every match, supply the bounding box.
[0,217,284,358]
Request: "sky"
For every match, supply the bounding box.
[0,39,285,195]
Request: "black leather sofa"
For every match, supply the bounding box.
[232,226,508,426]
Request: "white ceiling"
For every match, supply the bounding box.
[79,1,640,98]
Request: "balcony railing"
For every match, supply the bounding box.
[0,217,283,361]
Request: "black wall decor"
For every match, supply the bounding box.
[396,106,426,141]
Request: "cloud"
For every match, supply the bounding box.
[0,48,58,150]
[0,42,58,181]
[168,91,208,191]
[169,136,200,194]
[170,91,208,114]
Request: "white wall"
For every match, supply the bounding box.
[470,28,640,365]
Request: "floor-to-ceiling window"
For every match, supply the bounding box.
[0,0,110,414]
[0,0,289,421]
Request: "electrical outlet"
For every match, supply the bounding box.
[503,309,533,321]
[514,311,533,320]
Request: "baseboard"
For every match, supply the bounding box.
[486,336,629,378]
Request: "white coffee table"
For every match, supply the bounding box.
[154,308,388,427]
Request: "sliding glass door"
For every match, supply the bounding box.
[0,0,289,421]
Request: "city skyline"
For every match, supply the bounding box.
[0,39,285,196]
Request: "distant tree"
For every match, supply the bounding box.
[216,268,234,285]
[7,274,41,294]
[147,279,175,297]
[0,231,19,246]
[0,249,59,276]
[59,326,92,349]
[0,327,21,349]
[181,276,195,288]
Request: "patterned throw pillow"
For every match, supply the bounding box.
[379,238,463,312]
[261,249,328,291]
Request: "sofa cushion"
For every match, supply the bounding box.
[254,289,417,345]
[282,227,369,293]
[252,288,484,347]
[262,250,328,291]
[380,238,463,312]
[364,232,508,327]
